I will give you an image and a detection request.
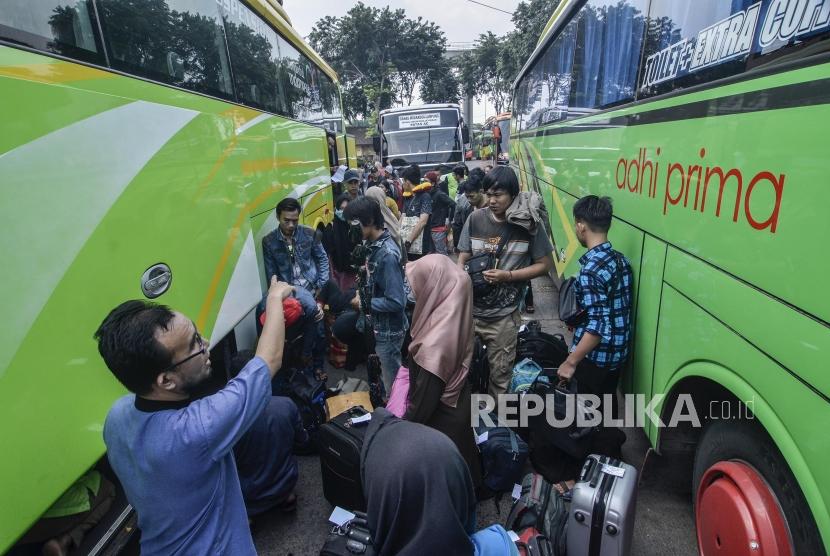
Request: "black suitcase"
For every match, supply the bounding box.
[317,406,370,511]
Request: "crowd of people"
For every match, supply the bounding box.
[28,163,633,556]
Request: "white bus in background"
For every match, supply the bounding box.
[375,103,469,172]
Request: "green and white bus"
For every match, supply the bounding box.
[511,0,830,554]
[0,0,346,551]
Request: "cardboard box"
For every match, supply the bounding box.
[326,392,373,420]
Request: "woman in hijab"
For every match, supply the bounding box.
[361,408,476,555]
[404,254,482,488]
[365,185,401,246]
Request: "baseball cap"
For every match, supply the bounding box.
[344,169,360,183]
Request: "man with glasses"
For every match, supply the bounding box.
[95,278,301,555]
[457,167,553,397]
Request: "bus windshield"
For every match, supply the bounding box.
[385,128,460,156]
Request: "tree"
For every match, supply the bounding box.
[419,59,460,104]
[460,0,562,114]
[308,3,447,122]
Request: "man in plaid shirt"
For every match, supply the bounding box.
[557,195,632,418]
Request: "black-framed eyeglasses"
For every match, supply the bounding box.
[164,334,206,372]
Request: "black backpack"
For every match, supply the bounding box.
[475,416,529,495]
[468,335,490,394]
[515,321,569,368]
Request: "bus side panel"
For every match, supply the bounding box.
[528,63,830,323]
[346,135,357,168]
[0,49,331,549]
[336,134,347,167]
[654,285,830,552]
[627,235,667,423]
[664,247,830,403]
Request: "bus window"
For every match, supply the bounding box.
[570,0,648,112]
[517,18,577,129]
[0,0,103,64]
[98,0,234,100]
[639,0,830,99]
[220,0,281,112]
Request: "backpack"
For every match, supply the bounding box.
[468,335,491,394]
[559,251,626,328]
[476,416,529,494]
[515,321,569,368]
[558,276,586,327]
[510,358,544,395]
[275,369,327,440]
[505,473,568,556]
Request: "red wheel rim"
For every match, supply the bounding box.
[696,461,793,556]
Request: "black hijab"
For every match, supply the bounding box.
[360,409,476,556]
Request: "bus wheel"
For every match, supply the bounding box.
[693,417,825,556]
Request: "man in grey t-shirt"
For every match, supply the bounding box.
[458,167,553,397]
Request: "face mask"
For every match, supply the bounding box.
[335,209,344,221]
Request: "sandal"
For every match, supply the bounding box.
[525,305,535,314]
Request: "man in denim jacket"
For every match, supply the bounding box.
[262,197,330,378]
[262,197,330,294]
[344,198,407,393]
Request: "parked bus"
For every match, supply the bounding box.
[511,1,830,554]
[485,111,512,164]
[0,0,344,551]
[376,103,469,172]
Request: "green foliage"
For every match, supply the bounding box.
[309,2,448,121]
[420,59,460,105]
[460,0,561,114]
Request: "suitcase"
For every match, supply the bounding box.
[317,406,370,511]
[567,454,638,556]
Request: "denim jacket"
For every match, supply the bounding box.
[262,225,330,291]
[366,231,407,337]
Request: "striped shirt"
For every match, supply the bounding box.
[458,208,552,319]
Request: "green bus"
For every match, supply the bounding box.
[0,0,346,551]
[511,0,830,554]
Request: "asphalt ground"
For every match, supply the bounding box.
[252,274,700,555]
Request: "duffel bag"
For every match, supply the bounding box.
[528,376,596,460]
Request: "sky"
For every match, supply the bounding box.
[284,0,525,123]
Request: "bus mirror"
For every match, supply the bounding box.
[462,124,470,144]
[372,136,381,153]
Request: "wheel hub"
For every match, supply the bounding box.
[696,461,793,556]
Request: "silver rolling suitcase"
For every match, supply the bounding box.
[567,454,638,556]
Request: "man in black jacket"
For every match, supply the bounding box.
[425,170,455,255]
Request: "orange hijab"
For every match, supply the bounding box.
[405,254,473,408]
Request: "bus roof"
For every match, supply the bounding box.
[514,0,580,91]
[250,0,339,84]
[379,103,462,116]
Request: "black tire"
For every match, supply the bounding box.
[693,417,826,555]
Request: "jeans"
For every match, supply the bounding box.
[431,229,449,255]
[374,331,405,394]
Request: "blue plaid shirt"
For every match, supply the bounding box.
[572,242,633,369]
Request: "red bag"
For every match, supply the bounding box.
[515,527,554,556]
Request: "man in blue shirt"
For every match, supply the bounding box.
[96,278,296,555]
[557,195,633,418]
[344,197,408,394]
